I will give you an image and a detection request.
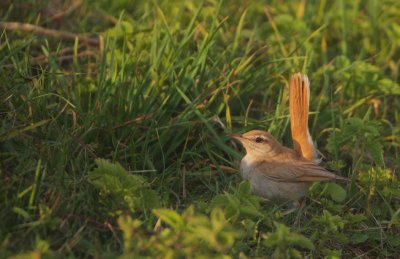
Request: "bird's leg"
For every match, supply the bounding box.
[293,199,307,227]
[282,200,302,216]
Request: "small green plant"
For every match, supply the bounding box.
[309,182,347,203]
[210,181,264,221]
[263,222,314,258]
[88,159,160,215]
[327,117,384,167]
[117,207,239,258]
[310,210,348,254]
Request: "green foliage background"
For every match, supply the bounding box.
[1,0,399,258]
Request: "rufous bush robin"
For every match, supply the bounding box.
[231,73,347,202]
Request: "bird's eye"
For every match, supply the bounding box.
[255,137,263,143]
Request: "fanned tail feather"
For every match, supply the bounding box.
[289,73,317,162]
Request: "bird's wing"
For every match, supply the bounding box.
[289,73,317,162]
[253,160,348,183]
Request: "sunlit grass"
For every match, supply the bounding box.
[1,0,399,257]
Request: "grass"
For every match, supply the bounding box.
[1,0,400,258]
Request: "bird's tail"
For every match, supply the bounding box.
[289,73,317,161]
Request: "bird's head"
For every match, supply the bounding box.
[230,130,282,157]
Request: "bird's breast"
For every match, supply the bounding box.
[240,155,267,180]
[239,155,309,202]
[240,156,251,180]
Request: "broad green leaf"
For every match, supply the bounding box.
[240,205,263,218]
[378,78,400,94]
[210,194,229,209]
[287,233,315,250]
[106,20,134,38]
[366,140,384,166]
[351,233,369,244]
[153,209,184,230]
[324,183,347,202]
[389,235,400,247]
[238,181,252,195]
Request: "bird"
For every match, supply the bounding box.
[230,73,348,202]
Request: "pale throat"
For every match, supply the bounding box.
[242,152,267,164]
